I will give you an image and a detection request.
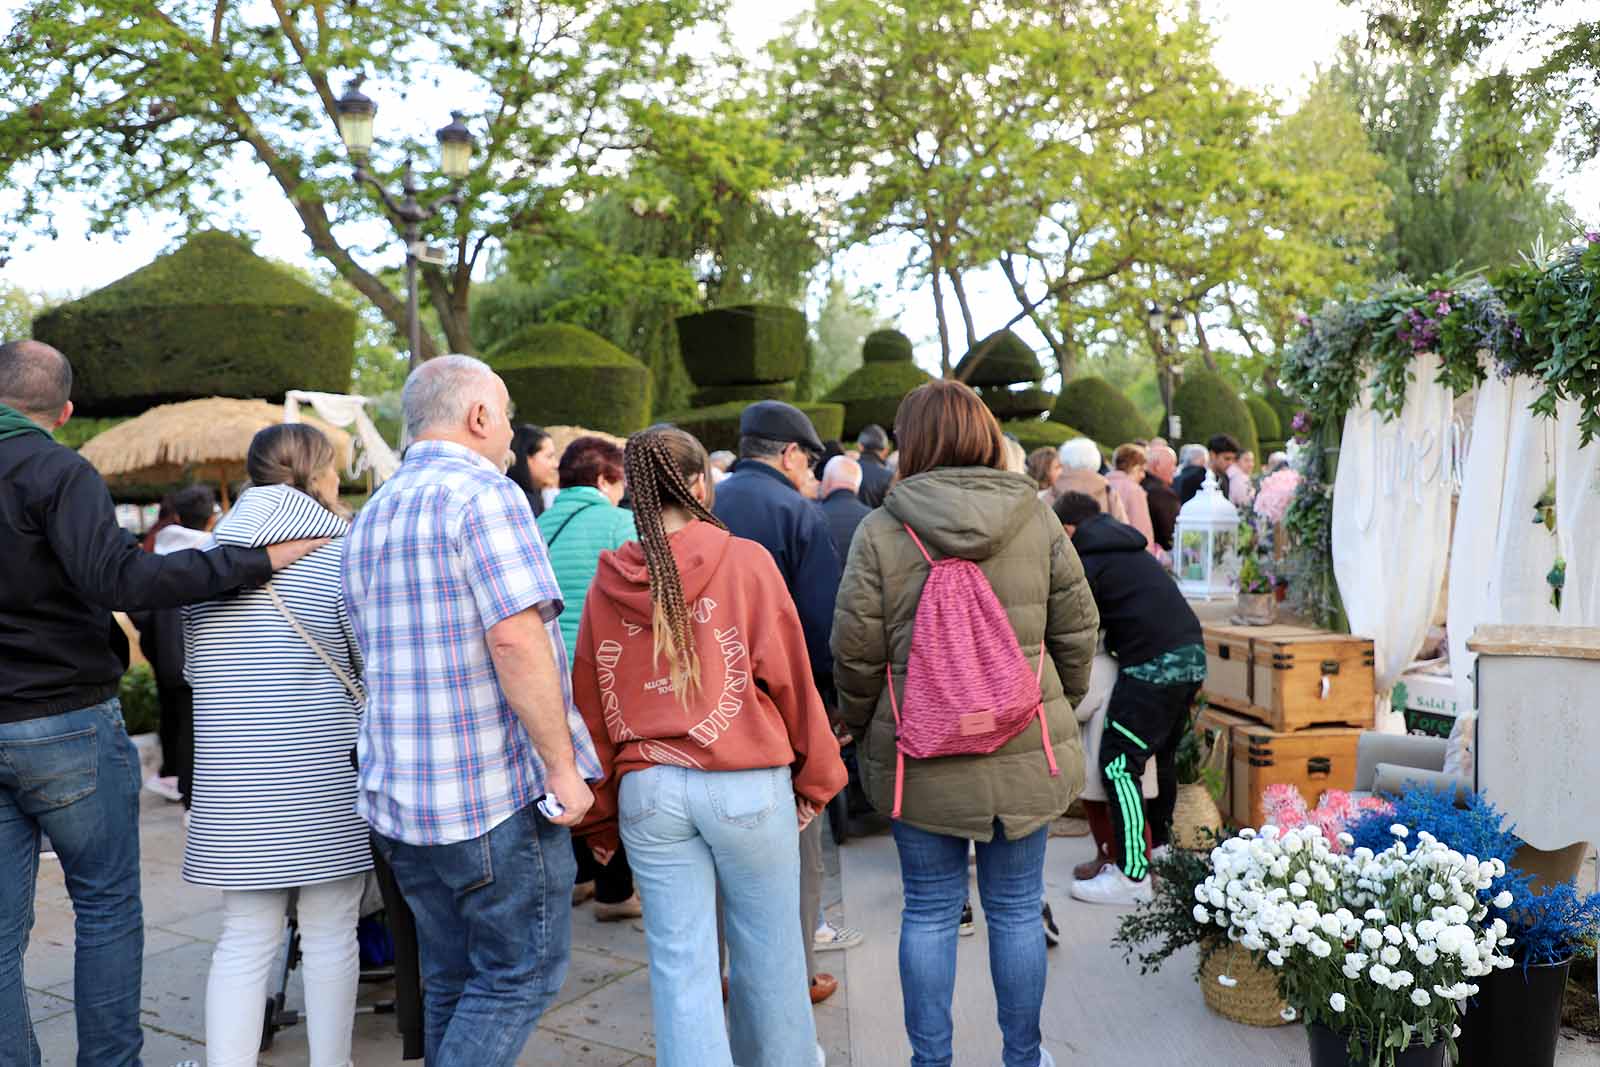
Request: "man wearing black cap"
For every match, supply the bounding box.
[711,399,850,1005]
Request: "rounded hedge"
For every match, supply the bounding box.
[487,322,653,436]
[660,401,845,453]
[954,329,1043,387]
[1245,395,1281,446]
[979,386,1056,421]
[691,381,798,407]
[1051,376,1149,448]
[33,231,356,416]
[825,361,934,437]
[1000,418,1081,455]
[862,329,915,364]
[675,304,808,386]
[1171,371,1259,457]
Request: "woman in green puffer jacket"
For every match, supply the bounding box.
[535,435,641,920]
[830,380,1098,1067]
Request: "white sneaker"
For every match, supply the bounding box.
[813,920,864,952]
[1069,865,1154,906]
[143,775,182,803]
[1039,1051,1056,1067]
[815,1043,826,1067]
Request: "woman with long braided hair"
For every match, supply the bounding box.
[572,425,846,1067]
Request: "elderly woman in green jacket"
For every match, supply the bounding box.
[535,435,640,919]
[831,380,1098,1067]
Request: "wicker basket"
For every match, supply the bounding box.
[1200,942,1292,1027]
[1172,782,1224,851]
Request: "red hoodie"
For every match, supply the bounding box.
[573,520,846,850]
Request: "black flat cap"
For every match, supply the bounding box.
[739,400,824,453]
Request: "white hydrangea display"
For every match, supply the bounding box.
[1200,824,1513,1065]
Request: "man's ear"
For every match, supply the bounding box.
[52,400,73,430]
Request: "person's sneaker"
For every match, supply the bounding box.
[38,836,57,862]
[571,881,596,906]
[143,775,182,802]
[815,1043,827,1067]
[813,920,864,952]
[1069,865,1154,906]
[958,903,975,937]
[593,893,643,922]
[1039,1050,1056,1067]
[1041,902,1060,948]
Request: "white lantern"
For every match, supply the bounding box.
[1173,470,1239,599]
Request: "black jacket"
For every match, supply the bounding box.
[1069,513,1201,670]
[857,452,894,509]
[1142,473,1181,552]
[1173,464,1206,505]
[712,460,842,689]
[0,433,273,722]
[820,488,871,565]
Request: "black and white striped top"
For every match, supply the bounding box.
[182,484,372,890]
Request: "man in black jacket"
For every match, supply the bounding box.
[1053,491,1204,908]
[855,424,894,508]
[1142,443,1182,553]
[818,454,871,564]
[0,339,325,1066]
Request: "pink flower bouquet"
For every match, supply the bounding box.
[1260,784,1392,851]
[1253,468,1301,526]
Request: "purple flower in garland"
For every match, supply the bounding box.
[1295,311,1312,327]
[1587,231,1600,243]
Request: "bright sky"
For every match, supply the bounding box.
[0,0,1591,351]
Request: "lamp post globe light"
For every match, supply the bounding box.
[1172,469,1239,600]
[334,78,476,372]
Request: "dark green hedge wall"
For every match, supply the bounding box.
[675,304,807,386]
[487,322,653,435]
[34,231,355,415]
[980,386,1056,421]
[954,329,1043,387]
[691,381,798,407]
[825,361,934,437]
[1051,376,1148,449]
[862,329,915,364]
[661,401,845,453]
[1171,371,1259,457]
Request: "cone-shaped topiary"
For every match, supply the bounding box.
[659,401,844,453]
[32,231,356,415]
[979,386,1056,421]
[954,329,1043,387]
[675,304,808,386]
[1171,370,1259,457]
[1245,395,1281,448]
[825,361,934,438]
[691,381,798,407]
[1050,376,1148,448]
[862,329,915,364]
[486,322,653,436]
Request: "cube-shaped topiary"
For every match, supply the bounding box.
[862,329,915,364]
[1051,376,1149,450]
[825,361,934,438]
[675,304,808,386]
[32,231,356,415]
[1171,371,1259,457]
[980,386,1056,422]
[660,401,845,453]
[691,381,799,407]
[487,322,653,436]
[1245,395,1282,448]
[954,329,1043,387]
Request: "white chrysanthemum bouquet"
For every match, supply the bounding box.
[1195,823,1515,1066]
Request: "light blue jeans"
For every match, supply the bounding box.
[620,765,816,1067]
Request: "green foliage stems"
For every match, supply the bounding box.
[1051,376,1149,450]
[485,322,653,436]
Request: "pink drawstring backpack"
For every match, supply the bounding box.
[885,523,1060,818]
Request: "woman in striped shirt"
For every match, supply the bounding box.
[183,424,370,1067]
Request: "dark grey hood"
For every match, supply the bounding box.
[883,467,1043,561]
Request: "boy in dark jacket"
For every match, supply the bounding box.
[1054,491,1204,906]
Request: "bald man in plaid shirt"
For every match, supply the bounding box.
[344,355,601,1067]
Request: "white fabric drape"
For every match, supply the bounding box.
[283,391,400,484]
[1555,398,1600,627]
[1486,395,1560,631]
[1332,351,1456,733]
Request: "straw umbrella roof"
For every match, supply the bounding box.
[79,397,353,492]
[544,424,625,458]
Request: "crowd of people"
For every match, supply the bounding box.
[0,335,1249,1067]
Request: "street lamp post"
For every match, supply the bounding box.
[335,78,475,373]
[1148,303,1187,439]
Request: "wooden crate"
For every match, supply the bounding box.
[1201,622,1376,733]
[1228,716,1363,829]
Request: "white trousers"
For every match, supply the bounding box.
[204,873,365,1067]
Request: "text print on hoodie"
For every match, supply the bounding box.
[571,520,846,848]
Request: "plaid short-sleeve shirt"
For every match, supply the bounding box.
[343,440,601,846]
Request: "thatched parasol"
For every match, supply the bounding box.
[544,424,625,458]
[79,397,353,505]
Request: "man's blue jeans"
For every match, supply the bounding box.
[374,804,577,1067]
[0,698,145,1067]
[892,819,1048,1067]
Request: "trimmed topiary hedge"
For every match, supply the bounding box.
[691,381,798,407]
[1245,395,1282,447]
[1171,371,1259,457]
[33,231,356,416]
[1051,376,1148,448]
[487,322,653,436]
[825,361,934,437]
[1000,418,1078,454]
[54,416,128,450]
[954,329,1043,387]
[979,387,1056,421]
[660,401,845,453]
[862,329,915,364]
[675,304,807,386]
[1260,440,1287,459]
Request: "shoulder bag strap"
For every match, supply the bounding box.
[543,500,603,549]
[264,581,364,707]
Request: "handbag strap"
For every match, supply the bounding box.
[543,500,602,549]
[264,581,363,706]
